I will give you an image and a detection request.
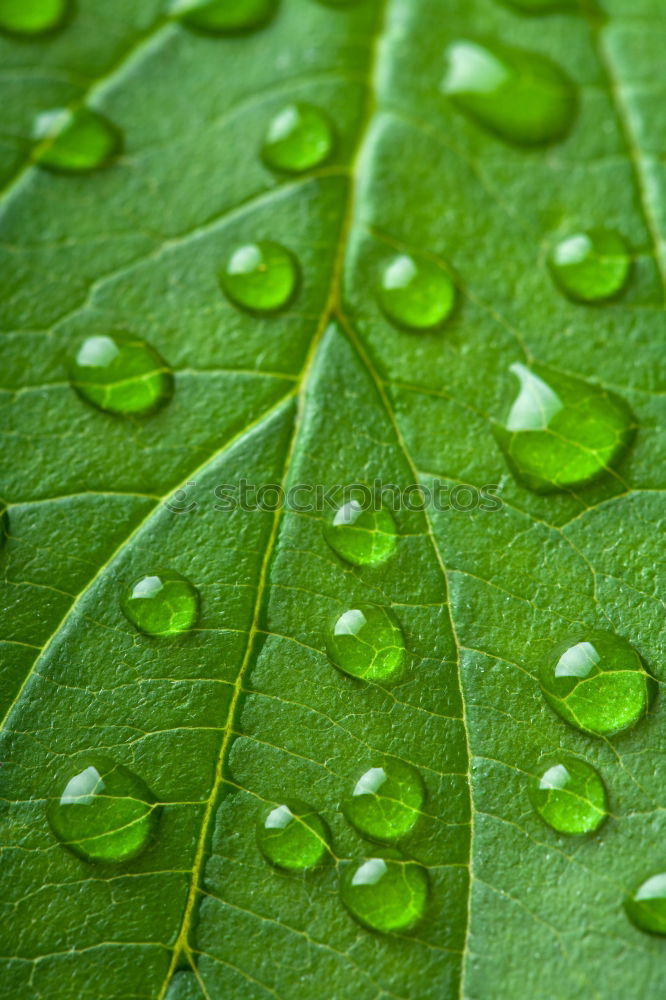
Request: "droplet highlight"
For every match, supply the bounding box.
[539,631,656,736]
[442,39,577,146]
[549,229,631,303]
[343,760,425,843]
[262,102,334,174]
[47,757,159,864]
[625,874,666,936]
[257,801,330,871]
[340,858,429,934]
[33,107,122,174]
[326,604,406,683]
[0,0,69,35]
[494,362,634,493]
[324,499,397,566]
[378,254,456,332]
[174,0,277,34]
[122,571,200,637]
[529,754,607,835]
[67,334,173,417]
[220,241,299,313]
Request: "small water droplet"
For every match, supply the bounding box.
[33,107,122,173]
[625,874,666,935]
[548,229,631,303]
[262,102,335,174]
[257,800,330,871]
[378,254,456,332]
[539,631,656,736]
[219,241,299,313]
[496,0,577,11]
[324,499,397,566]
[174,0,277,34]
[67,334,173,417]
[340,858,429,933]
[121,571,200,637]
[0,0,69,35]
[343,760,425,842]
[326,604,406,683]
[442,39,577,146]
[47,756,159,864]
[529,754,607,835]
[494,362,634,493]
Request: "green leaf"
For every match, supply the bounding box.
[1,1,665,998]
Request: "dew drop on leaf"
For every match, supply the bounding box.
[47,757,159,864]
[324,499,397,566]
[326,604,406,683]
[0,0,69,35]
[539,631,656,736]
[340,858,429,933]
[257,801,330,871]
[378,254,456,332]
[174,0,278,34]
[548,229,631,303]
[529,754,607,835]
[121,571,200,637]
[493,362,634,493]
[343,760,425,842]
[261,102,335,174]
[33,107,122,173]
[625,874,666,936]
[219,240,299,313]
[67,334,174,417]
[441,39,577,146]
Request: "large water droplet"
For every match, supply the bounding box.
[343,760,425,843]
[539,632,656,736]
[121,571,199,637]
[494,362,634,493]
[257,801,330,871]
[625,874,666,936]
[326,604,406,683]
[324,499,397,566]
[496,0,577,11]
[174,0,278,34]
[0,0,69,35]
[67,334,173,417]
[33,107,122,173]
[340,858,429,933]
[262,102,335,174]
[220,241,299,313]
[442,39,577,146]
[529,754,607,835]
[47,757,159,864]
[378,254,456,332]
[548,229,631,303]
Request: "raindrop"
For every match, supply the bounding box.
[324,499,397,566]
[326,604,406,683]
[378,254,456,332]
[67,334,173,417]
[343,759,425,842]
[262,102,335,174]
[121,571,200,638]
[0,0,69,36]
[549,229,631,303]
[257,800,330,871]
[219,240,299,313]
[625,874,666,936]
[33,107,122,173]
[340,858,429,933]
[174,0,278,34]
[529,754,607,835]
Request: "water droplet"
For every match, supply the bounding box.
[324,499,397,566]
[442,39,577,146]
[174,0,277,33]
[529,754,607,835]
[33,107,122,173]
[257,800,330,871]
[121,571,200,637]
[47,756,159,864]
[343,760,425,843]
[539,631,656,736]
[67,334,173,417]
[0,0,69,35]
[340,858,429,934]
[326,604,406,683]
[261,102,335,174]
[378,254,456,332]
[625,874,666,935]
[494,362,634,493]
[496,0,577,11]
[548,229,631,303]
[219,241,299,313]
